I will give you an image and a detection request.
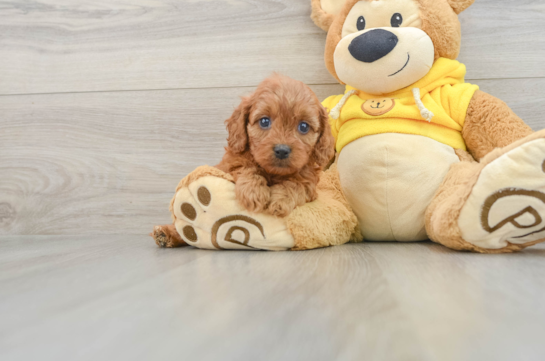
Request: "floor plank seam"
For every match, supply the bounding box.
[1,77,544,97]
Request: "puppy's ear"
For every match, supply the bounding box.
[311,0,343,32]
[225,95,252,154]
[446,0,474,14]
[311,105,336,168]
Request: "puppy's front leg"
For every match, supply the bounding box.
[234,169,271,213]
[267,181,310,217]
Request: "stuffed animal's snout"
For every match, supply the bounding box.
[334,27,434,94]
[349,29,399,63]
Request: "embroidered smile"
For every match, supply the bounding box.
[389,53,410,77]
[370,103,385,109]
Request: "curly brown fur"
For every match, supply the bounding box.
[151,224,188,248]
[217,74,335,217]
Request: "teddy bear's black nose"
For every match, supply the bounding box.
[274,144,291,160]
[349,29,398,63]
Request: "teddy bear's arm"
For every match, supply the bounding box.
[462,90,533,160]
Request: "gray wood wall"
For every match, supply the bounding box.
[1,0,544,236]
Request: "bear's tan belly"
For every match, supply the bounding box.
[337,134,460,241]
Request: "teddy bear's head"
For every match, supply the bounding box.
[311,0,474,94]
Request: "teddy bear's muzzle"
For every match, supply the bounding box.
[348,29,399,63]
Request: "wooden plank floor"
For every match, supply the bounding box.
[2,236,545,361]
[2,0,545,359]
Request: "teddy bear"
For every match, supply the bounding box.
[152,0,545,253]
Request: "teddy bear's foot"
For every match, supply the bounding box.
[457,131,545,251]
[159,165,356,251]
[170,166,294,251]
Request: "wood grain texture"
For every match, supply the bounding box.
[1,236,545,361]
[0,84,339,235]
[1,0,544,95]
[1,80,544,235]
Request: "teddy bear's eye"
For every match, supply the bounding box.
[391,13,403,27]
[357,16,366,31]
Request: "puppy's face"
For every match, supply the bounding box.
[225,75,334,176]
[247,92,320,175]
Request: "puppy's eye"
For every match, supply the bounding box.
[259,117,271,130]
[357,16,366,31]
[391,13,403,27]
[298,121,310,135]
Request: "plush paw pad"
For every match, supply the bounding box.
[459,138,545,249]
[172,175,294,251]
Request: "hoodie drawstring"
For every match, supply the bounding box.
[412,88,434,122]
[329,90,358,120]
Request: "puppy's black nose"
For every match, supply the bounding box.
[274,144,291,160]
[349,29,398,63]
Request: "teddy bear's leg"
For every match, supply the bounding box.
[426,130,545,253]
[154,165,356,251]
[287,163,360,250]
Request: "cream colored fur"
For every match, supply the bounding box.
[334,26,435,94]
[459,138,545,249]
[338,134,459,241]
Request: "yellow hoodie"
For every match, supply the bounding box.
[322,58,479,152]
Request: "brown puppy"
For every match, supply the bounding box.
[216,74,335,217]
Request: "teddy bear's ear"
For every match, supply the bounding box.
[311,0,345,32]
[446,0,475,14]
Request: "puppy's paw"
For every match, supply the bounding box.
[152,225,169,247]
[151,225,187,248]
[267,199,296,218]
[266,185,299,217]
[236,183,271,214]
